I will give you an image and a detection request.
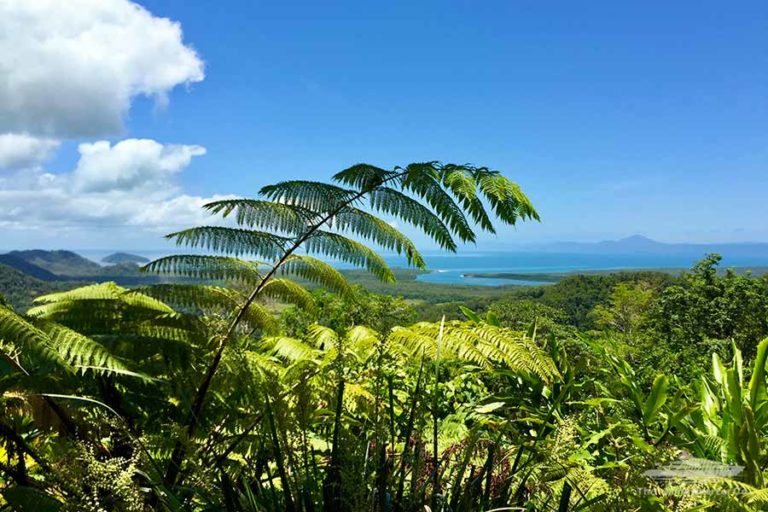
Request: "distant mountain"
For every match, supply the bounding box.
[102,252,149,264]
[6,249,103,276]
[0,253,61,280]
[544,235,768,258]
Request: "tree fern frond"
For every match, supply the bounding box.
[400,162,476,244]
[260,336,320,362]
[304,231,395,282]
[260,278,316,312]
[442,166,496,233]
[332,163,398,190]
[142,255,265,284]
[32,282,122,305]
[203,199,313,233]
[280,255,354,298]
[166,227,289,258]
[242,303,279,335]
[0,305,68,369]
[30,282,175,316]
[332,207,426,268]
[136,284,241,312]
[307,325,339,350]
[37,320,135,378]
[477,172,540,224]
[368,187,456,251]
[259,181,358,213]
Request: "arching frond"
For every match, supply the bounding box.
[331,207,426,268]
[136,284,241,312]
[306,325,339,350]
[242,303,279,335]
[142,254,265,284]
[38,320,136,378]
[0,305,67,369]
[389,321,556,381]
[442,166,496,233]
[260,278,316,312]
[401,162,476,244]
[304,231,395,283]
[166,227,289,259]
[477,172,540,224]
[368,187,456,251]
[29,283,175,319]
[204,199,313,233]
[332,163,398,191]
[259,181,357,213]
[260,336,320,363]
[280,255,354,298]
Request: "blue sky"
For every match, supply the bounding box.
[1,0,766,250]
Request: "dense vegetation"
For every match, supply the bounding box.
[2,163,768,511]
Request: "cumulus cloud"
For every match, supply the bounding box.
[0,134,60,170]
[0,139,227,235]
[0,0,204,138]
[72,139,206,193]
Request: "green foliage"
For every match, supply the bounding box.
[651,254,768,357]
[7,164,768,511]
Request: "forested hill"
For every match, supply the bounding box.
[0,263,75,311]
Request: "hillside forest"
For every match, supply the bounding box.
[2,163,768,511]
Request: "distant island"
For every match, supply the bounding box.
[102,252,150,264]
[538,234,768,258]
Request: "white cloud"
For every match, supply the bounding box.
[0,0,204,138]
[73,139,206,193]
[0,139,227,237]
[0,134,59,170]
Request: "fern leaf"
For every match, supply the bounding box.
[241,303,279,335]
[260,336,320,362]
[280,255,354,298]
[203,199,313,233]
[368,187,456,251]
[142,255,265,284]
[260,278,316,313]
[136,284,241,311]
[166,226,289,258]
[400,162,476,244]
[304,231,395,283]
[331,207,426,268]
[259,181,357,213]
[332,163,398,190]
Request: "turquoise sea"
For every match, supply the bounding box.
[76,249,768,287]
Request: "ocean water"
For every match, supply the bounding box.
[77,249,768,287]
